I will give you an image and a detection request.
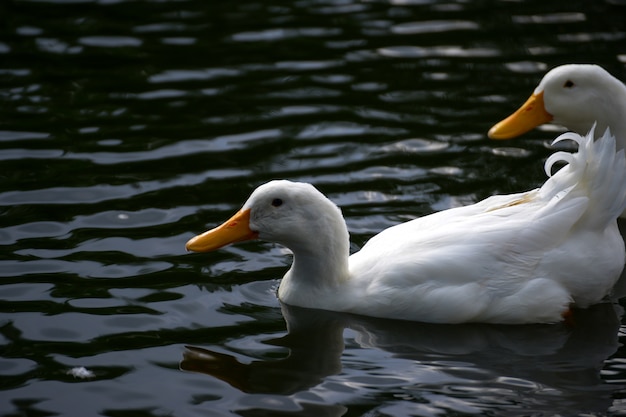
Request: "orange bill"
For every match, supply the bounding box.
[185,208,258,252]
[488,91,553,140]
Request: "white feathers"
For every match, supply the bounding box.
[67,367,95,379]
[191,127,626,324]
[541,126,626,228]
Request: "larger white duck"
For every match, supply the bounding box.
[186,128,626,324]
[488,64,626,149]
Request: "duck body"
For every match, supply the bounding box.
[187,128,626,324]
[345,193,620,323]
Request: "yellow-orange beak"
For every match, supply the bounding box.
[488,91,553,140]
[185,208,258,253]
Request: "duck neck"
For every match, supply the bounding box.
[277,212,351,309]
[589,80,626,150]
[592,98,626,151]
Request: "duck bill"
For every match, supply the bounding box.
[185,208,258,252]
[488,91,553,139]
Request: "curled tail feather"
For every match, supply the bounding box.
[540,125,626,228]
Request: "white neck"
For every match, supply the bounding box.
[277,210,351,309]
[581,93,626,149]
[595,99,626,151]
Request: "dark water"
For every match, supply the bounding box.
[2,0,626,416]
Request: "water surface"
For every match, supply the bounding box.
[2,0,626,416]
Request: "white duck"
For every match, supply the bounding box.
[488,64,626,149]
[186,128,626,324]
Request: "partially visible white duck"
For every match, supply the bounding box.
[488,64,626,150]
[186,128,626,324]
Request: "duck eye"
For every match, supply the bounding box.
[271,198,283,207]
[563,80,575,88]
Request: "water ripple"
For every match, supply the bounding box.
[2,0,626,416]
[79,36,143,48]
[231,27,342,42]
[378,45,500,58]
[391,20,480,35]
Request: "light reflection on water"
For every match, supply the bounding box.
[1,0,626,416]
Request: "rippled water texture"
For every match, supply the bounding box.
[2,0,626,416]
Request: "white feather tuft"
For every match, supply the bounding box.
[67,366,95,379]
[540,123,626,228]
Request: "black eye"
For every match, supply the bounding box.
[563,80,575,88]
[271,198,283,207]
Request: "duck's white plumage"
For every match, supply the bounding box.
[488,64,626,149]
[488,64,626,219]
[186,128,626,324]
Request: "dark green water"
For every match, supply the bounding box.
[2,0,626,416]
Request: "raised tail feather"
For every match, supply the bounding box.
[539,125,626,228]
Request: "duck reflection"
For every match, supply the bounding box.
[613,218,626,299]
[181,300,622,402]
[181,306,345,394]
